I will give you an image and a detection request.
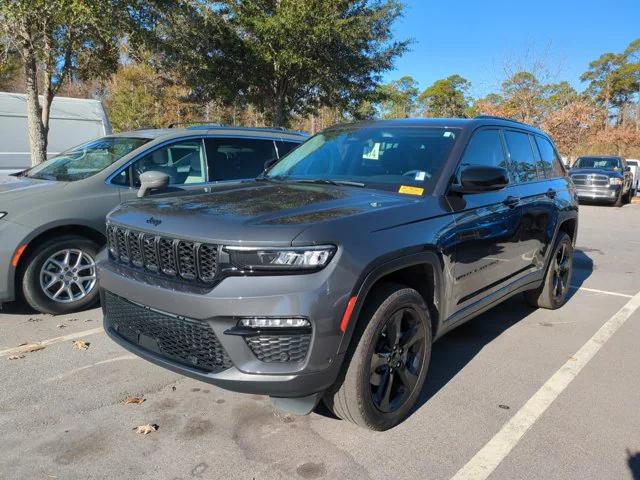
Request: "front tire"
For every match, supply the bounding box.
[525,232,573,310]
[21,235,100,315]
[324,284,432,431]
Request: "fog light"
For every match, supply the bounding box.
[239,317,310,328]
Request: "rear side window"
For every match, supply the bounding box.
[504,130,540,183]
[459,129,508,170]
[535,136,564,178]
[276,141,301,158]
[205,138,278,181]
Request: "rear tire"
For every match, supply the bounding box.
[525,232,573,310]
[323,283,432,431]
[21,235,100,315]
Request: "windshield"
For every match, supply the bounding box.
[574,157,621,170]
[26,137,150,181]
[266,126,460,193]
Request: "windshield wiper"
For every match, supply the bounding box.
[292,178,366,188]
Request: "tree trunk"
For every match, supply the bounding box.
[23,51,47,166]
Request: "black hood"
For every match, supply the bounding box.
[108,181,417,245]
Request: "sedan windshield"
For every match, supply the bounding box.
[25,137,150,181]
[266,126,460,193]
[574,157,621,170]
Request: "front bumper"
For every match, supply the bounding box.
[98,253,350,398]
[574,185,620,201]
[0,219,31,303]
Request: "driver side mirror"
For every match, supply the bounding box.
[137,171,170,198]
[449,165,509,194]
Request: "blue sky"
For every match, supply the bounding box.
[384,0,640,98]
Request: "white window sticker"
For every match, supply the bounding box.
[363,143,381,160]
[414,171,426,181]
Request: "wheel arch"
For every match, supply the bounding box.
[337,250,445,355]
[14,223,106,287]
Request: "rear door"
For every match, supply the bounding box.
[504,130,558,274]
[447,128,524,313]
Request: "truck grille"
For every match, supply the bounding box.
[571,174,609,187]
[104,291,232,373]
[106,223,218,284]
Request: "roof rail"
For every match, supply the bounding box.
[474,115,530,126]
[167,121,227,128]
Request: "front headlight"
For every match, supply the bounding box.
[0,212,6,219]
[609,177,623,186]
[224,245,336,272]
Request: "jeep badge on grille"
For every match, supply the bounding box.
[146,217,162,227]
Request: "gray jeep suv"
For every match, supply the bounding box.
[100,117,578,430]
[0,126,305,314]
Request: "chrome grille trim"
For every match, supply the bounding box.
[106,223,218,284]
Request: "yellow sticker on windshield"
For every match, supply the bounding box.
[398,185,424,196]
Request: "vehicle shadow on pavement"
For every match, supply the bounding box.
[411,248,594,414]
[628,449,640,480]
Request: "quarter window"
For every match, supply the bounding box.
[504,130,540,183]
[535,136,564,178]
[205,138,278,181]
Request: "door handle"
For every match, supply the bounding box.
[545,188,557,198]
[503,196,520,208]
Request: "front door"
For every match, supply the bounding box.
[447,128,524,314]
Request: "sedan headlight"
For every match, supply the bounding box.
[224,245,336,272]
[0,212,6,219]
[609,177,623,186]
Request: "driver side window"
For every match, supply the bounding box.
[115,139,207,187]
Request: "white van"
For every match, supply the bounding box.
[0,92,111,174]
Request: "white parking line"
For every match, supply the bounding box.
[451,289,640,480]
[44,354,138,383]
[571,286,634,298]
[0,327,104,357]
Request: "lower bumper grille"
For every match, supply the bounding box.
[245,334,311,363]
[103,292,232,373]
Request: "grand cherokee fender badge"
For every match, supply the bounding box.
[146,217,162,227]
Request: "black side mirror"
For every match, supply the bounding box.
[137,171,170,198]
[450,165,509,194]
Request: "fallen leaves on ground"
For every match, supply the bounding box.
[133,424,158,435]
[124,396,146,405]
[8,355,25,360]
[72,340,90,351]
[13,343,46,354]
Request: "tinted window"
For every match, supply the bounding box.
[276,141,301,158]
[535,136,564,177]
[124,140,207,187]
[267,127,460,193]
[460,129,508,170]
[206,138,277,181]
[505,130,539,182]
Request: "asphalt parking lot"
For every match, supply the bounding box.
[2,204,640,480]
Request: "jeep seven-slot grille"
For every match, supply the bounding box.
[104,291,232,372]
[106,223,218,284]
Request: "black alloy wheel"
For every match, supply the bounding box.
[369,308,427,413]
